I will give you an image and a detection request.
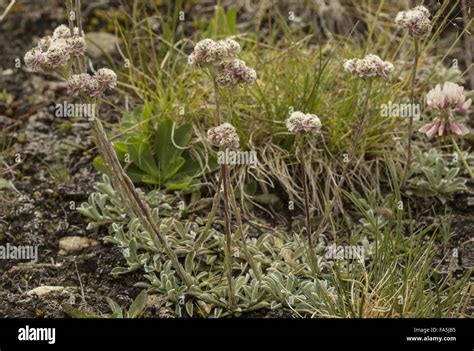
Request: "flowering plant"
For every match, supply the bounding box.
[24,19,193,288]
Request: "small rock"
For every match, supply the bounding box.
[2,68,14,76]
[86,32,120,58]
[467,197,474,207]
[59,236,99,255]
[27,286,65,297]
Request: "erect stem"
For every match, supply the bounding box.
[194,174,223,248]
[354,78,373,148]
[402,39,419,187]
[74,0,86,73]
[66,0,74,34]
[298,137,318,273]
[299,138,312,248]
[213,75,222,124]
[451,136,474,179]
[89,111,193,288]
[235,207,261,281]
[221,163,235,309]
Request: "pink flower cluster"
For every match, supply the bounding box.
[343,54,394,81]
[207,123,240,148]
[189,37,257,88]
[68,68,117,98]
[395,5,432,38]
[285,111,322,134]
[188,38,241,68]
[419,82,471,139]
[24,24,86,72]
[215,59,257,88]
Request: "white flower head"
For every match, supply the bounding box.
[215,69,238,88]
[215,59,257,88]
[286,111,322,134]
[95,68,117,90]
[344,54,393,80]
[38,36,52,52]
[395,6,432,37]
[45,39,71,69]
[53,25,72,39]
[223,38,241,58]
[83,76,102,97]
[207,123,240,148]
[68,73,91,95]
[66,36,87,56]
[24,47,47,71]
[188,38,243,68]
[67,73,101,98]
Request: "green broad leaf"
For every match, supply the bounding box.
[163,156,186,181]
[178,158,201,178]
[128,290,148,318]
[121,104,152,136]
[155,118,193,178]
[141,174,161,185]
[106,298,124,318]
[164,175,195,191]
[113,141,128,159]
[127,135,160,176]
[124,164,148,184]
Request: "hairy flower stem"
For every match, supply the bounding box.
[299,142,312,247]
[194,175,222,248]
[66,0,74,33]
[402,39,419,188]
[235,207,262,281]
[213,75,222,124]
[451,137,474,179]
[74,0,86,73]
[89,111,193,288]
[221,163,236,309]
[355,78,373,148]
[298,138,318,272]
[222,163,261,281]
